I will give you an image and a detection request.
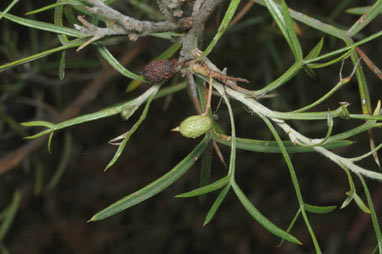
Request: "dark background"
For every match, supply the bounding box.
[1,0,382,253]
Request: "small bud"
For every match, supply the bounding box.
[141,59,178,83]
[173,115,212,139]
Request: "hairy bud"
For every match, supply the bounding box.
[141,59,178,83]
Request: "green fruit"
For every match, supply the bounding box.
[178,115,212,138]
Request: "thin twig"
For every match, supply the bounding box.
[180,0,224,60]
[186,72,202,114]
[355,46,382,80]
[202,76,213,116]
[84,0,192,35]
[229,1,254,27]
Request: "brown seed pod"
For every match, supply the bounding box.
[141,59,178,83]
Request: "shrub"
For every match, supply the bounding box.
[1,0,382,253]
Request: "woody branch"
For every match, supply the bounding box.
[78,0,222,45]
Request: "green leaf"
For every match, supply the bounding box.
[358,174,382,252]
[305,37,324,60]
[0,12,85,37]
[308,50,352,69]
[89,135,210,221]
[25,1,83,16]
[47,131,72,189]
[254,61,303,97]
[47,132,54,154]
[261,116,320,252]
[59,51,66,80]
[264,0,302,60]
[303,38,324,78]
[278,209,301,247]
[252,0,347,38]
[345,6,372,15]
[341,193,353,209]
[232,181,301,244]
[292,78,351,113]
[353,193,370,214]
[219,80,237,176]
[104,87,158,171]
[351,143,382,162]
[280,0,303,60]
[203,184,231,226]
[0,190,21,242]
[199,142,213,204]
[0,40,84,72]
[21,120,55,128]
[346,1,382,37]
[156,43,181,60]
[341,163,356,210]
[95,43,145,82]
[22,85,161,140]
[303,65,316,79]
[200,0,241,58]
[153,82,187,99]
[305,30,382,64]
[304,204,337,214]
[176,176,229,198]
[54,2,70,45]
[0,0,19,21]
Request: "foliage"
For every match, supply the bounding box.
[1,0,382,253]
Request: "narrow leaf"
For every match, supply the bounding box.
[203,184,231,226]
[345,6,372,15]
[22,85,160,140]
[95,43,145,82]
[341,193,354,209]
[54,2,70,45]
[264,0,302,60]
[308,50,353,69]
[305,37,324,60]
[278,209,301,247]
[0,191,21,242]
[261,116,320,251]
[353,193,370,214]
[0,0,19,21]
[47,132,54,154]
[199,142,213,203]
[156,42,182,60]
[59,51,66,80]
[21,120,55,128]
[89,135,210,221]
[280,0,303,60]
[358,174,382,252]
[0,40,83,72]
[25,1,83,16]
[200,0,241,58]
[0,12,85,37]
[303,65,316,79]
[47,131,72,189]
[176,176,229,198]
[232,181,301,244]
[105,86,159,171]
[304,203,337,214]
